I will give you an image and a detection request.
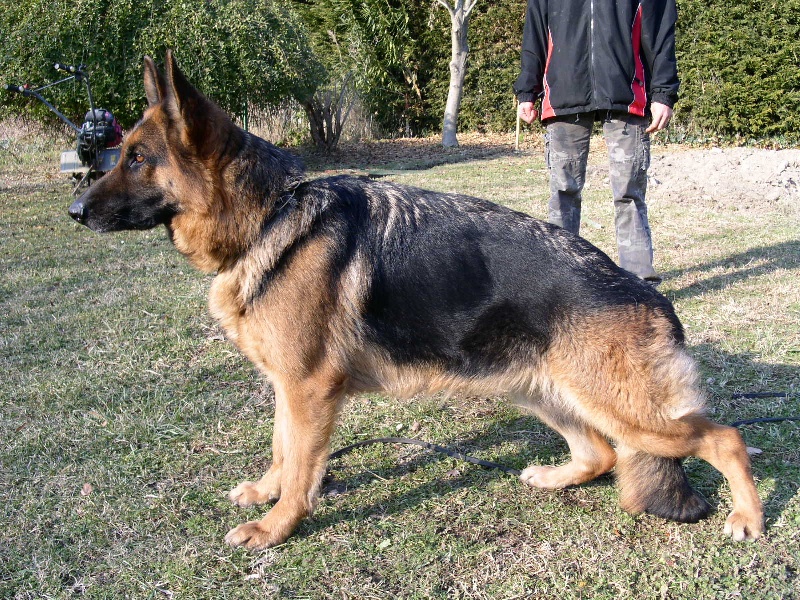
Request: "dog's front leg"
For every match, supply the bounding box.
[228,395,287,507]
[225,374,344,550]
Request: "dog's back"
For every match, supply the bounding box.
[271,175,682,384]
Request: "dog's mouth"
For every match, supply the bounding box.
[68,196,176,233]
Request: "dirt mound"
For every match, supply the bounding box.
[647,147,800,205]
[307,135,800,210]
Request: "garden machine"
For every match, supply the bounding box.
[4,63,123,194]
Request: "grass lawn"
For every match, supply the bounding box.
[1,132,798,599]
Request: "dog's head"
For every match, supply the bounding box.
[69,51,306,272]
[67,50,243,235]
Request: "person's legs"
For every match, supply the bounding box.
[603,112,660,281]
[544,113,594,235]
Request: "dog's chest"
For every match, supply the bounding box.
[207,272,277,370]
[207,266,332,379]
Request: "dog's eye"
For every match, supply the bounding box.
[130,153,146,167]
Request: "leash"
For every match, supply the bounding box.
[730,391,799,427]
[328,392,797,477]
[731,416,800,427]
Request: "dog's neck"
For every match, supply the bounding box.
[169,132,306,273]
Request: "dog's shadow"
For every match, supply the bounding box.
[310,414,584,537]
[296,375,796,541]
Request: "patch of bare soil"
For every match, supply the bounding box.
[303,134,799,209]
[4,124,797,208]
[299,132,525,173]
[647,146,800,206]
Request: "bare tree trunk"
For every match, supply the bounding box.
[437,0,478,148]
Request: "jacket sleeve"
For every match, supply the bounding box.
[640,0,679,107]
[513,0,548,103]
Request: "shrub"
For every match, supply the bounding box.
[674,0,800,143]
[453,0,800,142]
[2,0,798,142]
[0,0,324,129]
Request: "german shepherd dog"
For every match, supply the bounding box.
[68,52,763,549]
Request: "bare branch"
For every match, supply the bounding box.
[464,0,479,18]
[435,0,456,18]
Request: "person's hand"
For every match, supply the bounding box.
[646,102,673,133]
[518,101,539,124]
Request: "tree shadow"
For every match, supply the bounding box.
[662,240,800,301]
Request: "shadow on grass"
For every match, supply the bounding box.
[325,414,556,485]
[304,415,596,538]
[690,342,800,528]
[663,240,800,301]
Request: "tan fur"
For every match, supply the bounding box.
[214,267,762,546]
[74,52,764,549]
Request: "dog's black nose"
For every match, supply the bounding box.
[68,200,88,223]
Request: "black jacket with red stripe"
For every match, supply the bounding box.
[513,0,679,120]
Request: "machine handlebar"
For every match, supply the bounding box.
[53,62,85,75]
[4,83,27,94]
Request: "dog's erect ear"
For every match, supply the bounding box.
[163,49,200,119]
[158,50,239,158]
[143,56,166,106]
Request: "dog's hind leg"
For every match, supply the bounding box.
[547,310,763,539]
[229,394,286,507]
[225,372,346,550]
[518,400,617,489]
[689,419,763,540]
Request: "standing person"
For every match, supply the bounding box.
[514,0,679,284]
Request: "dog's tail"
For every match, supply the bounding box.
[617,451,711,523]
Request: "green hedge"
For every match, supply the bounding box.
[674,0,800,144]
[0,0,322,129]
[2,0,798,143]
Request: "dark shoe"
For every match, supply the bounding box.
[644,276,663,288]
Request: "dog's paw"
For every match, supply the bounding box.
[229,480,280,507]
[225,517,293,550]
[224,520,289,550]
[520,465,571,489]
[724,510,763,541]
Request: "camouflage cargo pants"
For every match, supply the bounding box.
[544,111,660,281]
